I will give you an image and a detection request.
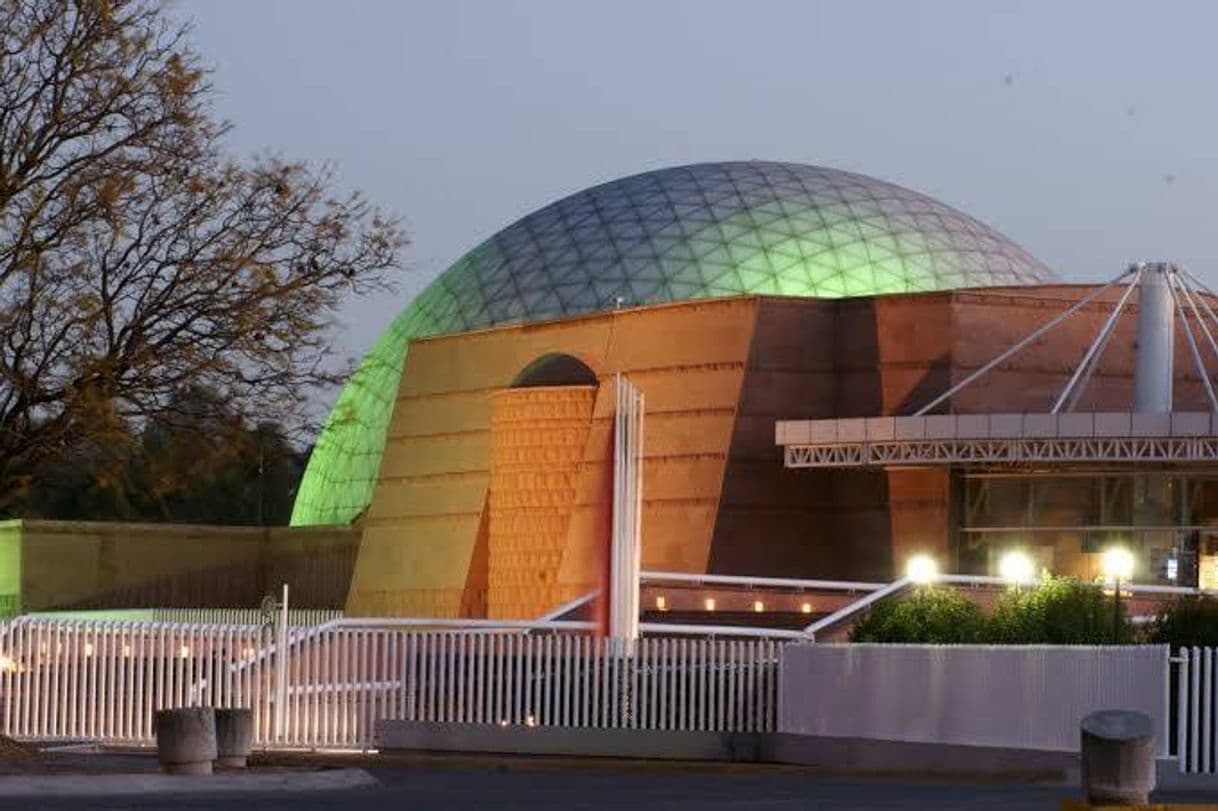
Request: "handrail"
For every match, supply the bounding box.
[222,617,598,678]
[804,577,912,638]
[640,570,886,592]
[639,622,809,640]
[537,591,599,622]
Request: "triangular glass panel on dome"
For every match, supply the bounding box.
[664,280,707,300]
[774,265,818,295]
[690,241,734,266]
[814,274,848,297]
[672,201,713,222]
[738,268,780,293]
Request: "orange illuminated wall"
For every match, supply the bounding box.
[346,297,758,617]
[487,386,596,618]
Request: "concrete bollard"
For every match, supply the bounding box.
[1080,709,1155,805]
[214,708,255,768]
[155,707,217,775]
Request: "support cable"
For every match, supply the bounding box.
[1175,274,1218,396]
[914,267,1135,416]
[1062,304,1127,414]
[1180,269,1218,339]
[1052,266,1143,413]
[1167,270,1218,412]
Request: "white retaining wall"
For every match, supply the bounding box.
[779,644,1169,754]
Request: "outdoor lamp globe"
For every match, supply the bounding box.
[1101,547,1135,582]
[998,550,1036,585]
[906,554,939,585]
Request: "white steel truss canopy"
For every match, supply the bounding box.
[777,411,1218,469]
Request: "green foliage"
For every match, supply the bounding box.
[8,387,305,526]
[988,575,1132,644]
[1149,596,1218,649]
[851,587,988,644]
[853,576,1133,645]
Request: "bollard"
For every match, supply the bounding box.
[1080,709,1155,805]
[214,708,255,768]
[155,707,217,775]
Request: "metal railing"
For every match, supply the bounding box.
[1176,646,1218,774]
[29,608,343,627]
[0,618,783,750]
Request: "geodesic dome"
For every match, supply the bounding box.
[292,161,1055,526]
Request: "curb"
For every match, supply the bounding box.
[0,766,379,797]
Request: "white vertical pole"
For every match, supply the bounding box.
[1192,646,1202,772]
[1204,648,1213,773]
[610,375,643,647]
[274,583,289,742]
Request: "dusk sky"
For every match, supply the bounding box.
[181,0,1218,361]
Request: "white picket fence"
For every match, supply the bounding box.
[1176,646,1218,774]
[0,618,782,749]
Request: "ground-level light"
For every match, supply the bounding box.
[906,554,939,584]
[654,595,667,611]
[703,597,716,611]
[752,600,765,613]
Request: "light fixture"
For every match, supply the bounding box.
[703,597,716,611]
[1101,547,1135,583]
[801,602,813,614]
[752,600,764,613]
[998,550,1036,585]
[655,595,667,611]
[1101,545,1135,644]
[906,554,939,585]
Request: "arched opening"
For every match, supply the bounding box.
[511,353,598,388]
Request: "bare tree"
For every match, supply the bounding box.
[0,0,404,508]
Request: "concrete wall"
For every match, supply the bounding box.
[780,643,1169,754]
[9,520,358,612]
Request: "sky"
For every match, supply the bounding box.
[180,0,1218,363]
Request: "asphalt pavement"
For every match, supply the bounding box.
[0,759,1212,811]
[0,750,1208,808]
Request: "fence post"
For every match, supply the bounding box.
[1178,647,1189,773]
[274,583,289,743]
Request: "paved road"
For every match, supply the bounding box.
[0,763,1210,811]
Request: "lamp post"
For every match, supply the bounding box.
[1102,547,1134,643]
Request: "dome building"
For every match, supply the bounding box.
[291,161,1218,621]
[293,162,1054,528]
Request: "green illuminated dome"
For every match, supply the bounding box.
[292,161,1055,525]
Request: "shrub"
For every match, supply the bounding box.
[987,575,1132,644]
[851,587,987,644]
[1149,596,1218,649]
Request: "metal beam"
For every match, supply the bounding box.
[785,436,1218,468]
